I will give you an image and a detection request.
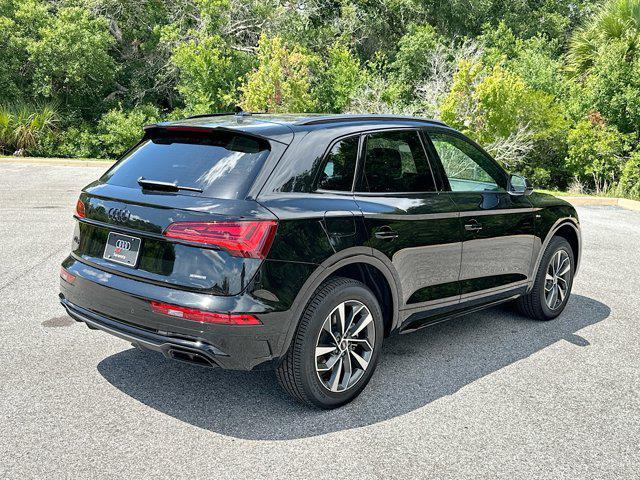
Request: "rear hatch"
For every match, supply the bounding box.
[72,127,279,295]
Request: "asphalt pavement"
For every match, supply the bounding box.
[0,162,638,479]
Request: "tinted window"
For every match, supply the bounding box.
[358,131,436,193]
[317,136,358,191]
[101,131,270,199]
[429,133,504,192]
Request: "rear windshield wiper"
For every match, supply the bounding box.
[137,177,203,193]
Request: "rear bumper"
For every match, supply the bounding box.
[60,257,295,370]
[61,298,227,368]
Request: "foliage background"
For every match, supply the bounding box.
[1,0,639,197]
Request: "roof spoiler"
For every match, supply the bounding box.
[141,123,273,144]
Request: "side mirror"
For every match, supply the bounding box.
[508,174,534,196]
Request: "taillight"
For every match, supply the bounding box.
[75,199,85,218]
[149,301,261,325]
[163,220,277,259]
[60,267,76,283]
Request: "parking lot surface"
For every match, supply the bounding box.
[0,162,638,479]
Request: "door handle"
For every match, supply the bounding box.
[464,220,483,232]
[374,226,399,240]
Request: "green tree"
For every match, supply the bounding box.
[568,0,640,135]
[316,42,364,113]
[172,34,250,114]
[582,38,640,134]
[441,63,566,146]
[0,0,51,103]
[481,23,568,99]
[80,0,185,109]
[240,35,317,113]
[391,24,444,92]
[441,63,568,186]
[0,16,22,103]
[566,118,629,192]
[568,0,640,75]
[27,6,117,119]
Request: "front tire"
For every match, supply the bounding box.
[276,277,384,409]
[517,236,574,321]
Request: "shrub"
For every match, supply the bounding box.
[566,119,629,193]
[618,151,640,199]
[0,103,57,155]
[93,105,160,158]
[240,35,318,113]
[36,126,96,159]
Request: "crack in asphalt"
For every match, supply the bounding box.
[0,244,68,292]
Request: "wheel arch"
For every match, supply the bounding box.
[555,223,580,270]
[279,248,402,357]
[528,217,581,292]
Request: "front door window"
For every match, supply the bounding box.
[429,133,504,192]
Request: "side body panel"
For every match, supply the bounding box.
[449,191,536,298]
[353,193,461,308]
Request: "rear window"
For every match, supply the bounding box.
[101,130,271,199]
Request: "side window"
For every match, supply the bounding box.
[317,136,359,191]
[429,133,505,192]
[359,130,436,193]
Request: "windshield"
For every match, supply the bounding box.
[101,130,271,199]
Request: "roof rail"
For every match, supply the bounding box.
[185,112,236,120]
[186,108,263,120]
[295,114,447,127]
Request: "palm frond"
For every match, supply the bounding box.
[568,0,640,76]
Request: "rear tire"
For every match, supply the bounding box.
[276,277,384,409]
[517,236,574,321]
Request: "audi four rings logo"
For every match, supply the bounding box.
[108,207,131,223]
[115,239,131,251]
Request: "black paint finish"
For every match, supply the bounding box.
[60,114,581,371]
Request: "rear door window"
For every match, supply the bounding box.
[357,130,437,193]
[101,130,271,199]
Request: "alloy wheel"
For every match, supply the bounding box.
[545,249,571,310]
[315,300,376,393]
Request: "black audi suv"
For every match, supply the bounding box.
[59,113,581,408]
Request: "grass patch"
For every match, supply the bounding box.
[535,189,592,197]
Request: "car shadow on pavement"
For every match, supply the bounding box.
[97,294,609,440]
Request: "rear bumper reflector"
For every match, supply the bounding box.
[60,298,226,367]
[60,267,76,284]
[149,301,262,325]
